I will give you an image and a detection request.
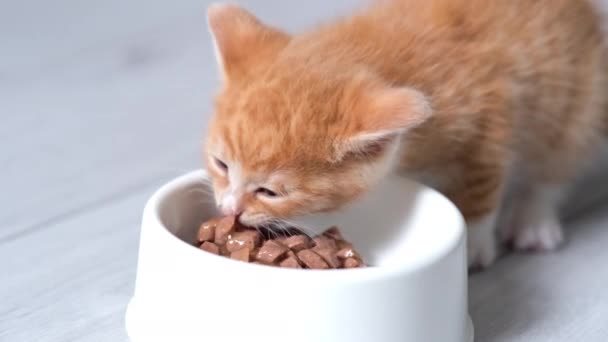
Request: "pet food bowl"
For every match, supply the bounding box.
[125,170,473,342]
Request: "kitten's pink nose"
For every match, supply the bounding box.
[221,193,243,216]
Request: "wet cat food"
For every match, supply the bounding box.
[196,216,366,269]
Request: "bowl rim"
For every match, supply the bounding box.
[143,169,467,282]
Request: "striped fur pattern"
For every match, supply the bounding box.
[205,0,608,267]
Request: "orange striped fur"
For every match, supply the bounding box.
[205,0,608,267]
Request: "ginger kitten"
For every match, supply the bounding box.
[204,0,608,268]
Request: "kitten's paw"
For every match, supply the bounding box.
[511,213,564,252]
[467,216,498,270]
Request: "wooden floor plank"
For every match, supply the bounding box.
[0,189,149,341]
[470,207,608,342]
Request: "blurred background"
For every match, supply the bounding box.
[1,0,608,341]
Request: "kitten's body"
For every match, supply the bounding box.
[205,0,608,268]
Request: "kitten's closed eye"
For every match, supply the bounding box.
[255,187,279,198]
[214,157,228,172]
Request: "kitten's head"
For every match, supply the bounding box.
[205,4,431,227]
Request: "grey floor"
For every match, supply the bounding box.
[2,1,608,341]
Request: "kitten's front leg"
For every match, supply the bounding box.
[467,211,499,269]
[447,163,505,269]
[500,184,565,251]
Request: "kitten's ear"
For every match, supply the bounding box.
[207,3,290,82]
[334,86,431,161]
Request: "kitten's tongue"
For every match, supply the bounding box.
[290,176,423,238]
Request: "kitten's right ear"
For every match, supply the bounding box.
[207,3,290,82]
[332,82,432,162]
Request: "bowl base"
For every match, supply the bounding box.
[126,297,475,342]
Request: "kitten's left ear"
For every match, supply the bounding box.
[207,3,290,82]
[334,85,431,161]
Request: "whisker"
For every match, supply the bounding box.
[277,217,318,237]
[262,219,287,239]
[264,217,317,238]
[193,182,213,189]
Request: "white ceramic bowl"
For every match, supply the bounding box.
[126,170,473,342]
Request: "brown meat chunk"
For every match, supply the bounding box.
[230,248,251,262]
[281,235,310,252]
[280,257,302,268]
[226,230,262,252]
[200,242,220,255]
[314,247,341,268]
[344,258,361,268]
[284,250,302,266]
[197,218,220,242]
[286,250,299,259]
[256,240,288,264]
[297,250,329,269]
[219,244,231,257]
[196,216,367,269]
[323,226,344,241]
[336,240,353,250]
[336,246,359,260]
[214,215,236,244]
[312,235,337,250]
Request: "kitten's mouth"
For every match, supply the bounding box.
[238,215,308,237]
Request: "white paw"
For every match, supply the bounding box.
[467,214,498,269]
[512,213,564,252]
